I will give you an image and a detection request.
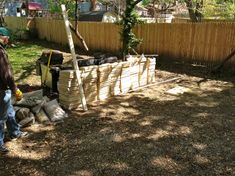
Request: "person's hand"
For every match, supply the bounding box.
[15,89,23,101]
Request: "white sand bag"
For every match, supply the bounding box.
[43,99,68,122]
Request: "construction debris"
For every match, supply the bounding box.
[166,86,191,96]
[13,90,68,127]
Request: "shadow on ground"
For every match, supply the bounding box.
[0,68,234,175]
[2,41,234,175]
[157,57,235,83]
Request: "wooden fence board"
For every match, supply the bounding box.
[5,17,235,66]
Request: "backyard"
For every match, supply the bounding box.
[0,41,234,175]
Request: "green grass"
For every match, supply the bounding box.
[7,41,46,85]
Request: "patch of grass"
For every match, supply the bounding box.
[7,41,46,85]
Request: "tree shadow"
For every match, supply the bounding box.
[2,40,234,175]
[0,75,234,175]
[157,57,235,84]
[14,64,37,83]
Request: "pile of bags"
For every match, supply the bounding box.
[58,65,98,109]
[13,90,68,128]
[58,55,156,110]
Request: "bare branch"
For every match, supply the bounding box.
[69,22,89,51]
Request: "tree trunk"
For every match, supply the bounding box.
[0,0,6,26]
[75,0,78,30]
[195,0,203,22]
[90,0,96,11]
[122,0,142,60]
[25,0,29,17]
[185,0,198,22]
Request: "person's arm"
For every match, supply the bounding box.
[0,50,17,92]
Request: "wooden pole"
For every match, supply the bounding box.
[61,4,88,111]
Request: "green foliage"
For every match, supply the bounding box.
[203,0,235,19]
[142,0,235,20]
[121,0,142,57]
[47,0,76,18]
[7,41,44,84]
[142,0,151,5]
[45,0,235,20]
[8,27,38,41]
[8,28,29,41]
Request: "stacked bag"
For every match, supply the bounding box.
[127,56,140,90]
[147,58,156,83]
[14,90,68,127]
[97,64,112,100]
[138,55,149,87]
[58,55,156,110]
[110,63,122,96]
[120,61,132,94]
[58,65,98,110]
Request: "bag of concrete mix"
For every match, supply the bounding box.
[43,99,68,122]
[31,96,50,114]
[35,108,50,123]
[19,112,35,128]
[16,108,30,121]
[14,90,44,107]
[15,108,35,127]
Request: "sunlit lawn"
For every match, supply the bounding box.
[7,41,47,85]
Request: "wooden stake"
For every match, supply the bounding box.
[61,4,88,111]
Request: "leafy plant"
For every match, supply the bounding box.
[203,0,235,19]
[142,0,235,21]
[121,0,142,59]
[47,0,76,18]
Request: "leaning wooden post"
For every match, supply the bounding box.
[61,4,88,111]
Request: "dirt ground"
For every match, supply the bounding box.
[0,61,235,176]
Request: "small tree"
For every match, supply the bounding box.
[48,0,76,18]
[142,0,203,22]
[121,0,142,60]
[185,0,203,22]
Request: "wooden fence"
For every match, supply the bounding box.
[5,17,235,65]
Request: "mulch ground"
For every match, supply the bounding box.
[0,61,234,176]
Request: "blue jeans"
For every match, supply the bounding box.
[0,90,20,145]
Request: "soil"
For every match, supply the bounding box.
[0,61,234,176]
